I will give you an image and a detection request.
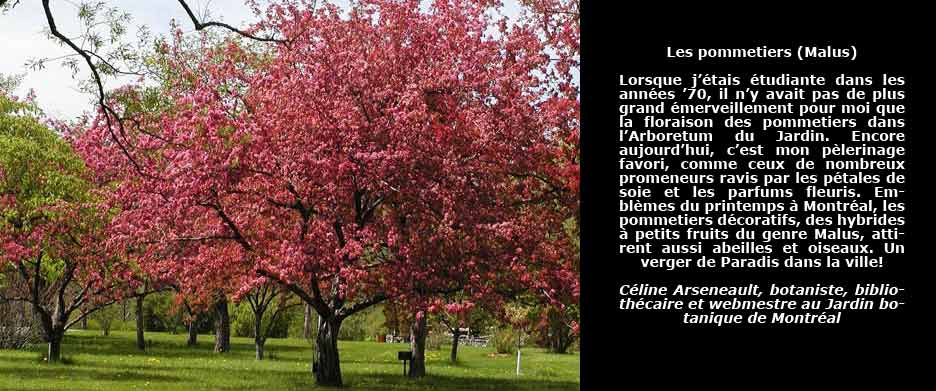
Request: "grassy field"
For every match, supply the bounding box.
[0,330,579,391]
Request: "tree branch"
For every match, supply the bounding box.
[63,298,119,330]
[199,197,252,251]
[264,296,300,338]
[256,269,331,318]
[41,0,154,178]
[37,0,286,178]
[175,0,287,44]
[337,293,389,320]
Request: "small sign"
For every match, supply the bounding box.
[398,351,412,376]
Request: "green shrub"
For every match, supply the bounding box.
[229,301,294,339]
[426,329,445,351]
[338,305,385,341]
[144,293,185,334]
[286,305,312,340]
[492,327,519,355]
[230,303,254,338]
[91,305,121,336]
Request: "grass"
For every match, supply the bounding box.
[0,330,579,390]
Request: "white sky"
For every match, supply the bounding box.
[0,0,266,119]
[1,0,520,120]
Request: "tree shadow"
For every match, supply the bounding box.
[344,373,580,391]
[61,333,314,357]
[228,341,311,354]
[0,366,182,383]
[2,333,578,390]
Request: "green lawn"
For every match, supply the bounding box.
[0,330,579,390]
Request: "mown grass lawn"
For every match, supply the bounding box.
[0,330,579,391]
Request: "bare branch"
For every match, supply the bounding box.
[175,0,287,44]
[41,0,155,178]
[64,298,118,330]
[256,268,332,318]
[0,0,20,11]
[337,293,390,320]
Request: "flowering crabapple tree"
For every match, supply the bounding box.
[371,0,580,376]
[76,0,569,386]
[0,93,138,362]
[398,1,581,369]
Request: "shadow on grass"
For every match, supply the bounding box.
[193,369,579,391]
[0,366,182,383]
[345,373,580,391]
[62,334,313,356]
[3,333,577,390]
[0,358,576,391]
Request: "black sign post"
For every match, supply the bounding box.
[397,351,412,376]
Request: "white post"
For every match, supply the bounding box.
[516,349,521,375]
[515,332,522,376]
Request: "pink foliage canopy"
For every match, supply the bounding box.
[74,0,578,318]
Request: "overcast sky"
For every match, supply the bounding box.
[1,0,520,120]
[0,0,269,119]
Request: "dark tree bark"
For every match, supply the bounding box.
[46,332,62,363]
[183,302,199,346]
[214,295,230,353]
[187,317,199,347]
[254,314,266,360]
[409,314,428,378]
[546,310,575,354]
[135,295,145,351]
[303,304,313,339]
[440,317,462,363]
[549,328,574,354]
[314,316,343,387]
[450,328,461,363]
[35,294,70,363]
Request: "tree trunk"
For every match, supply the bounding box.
[547,311,574,354]
[409,314,428,378]
[135,295,146,351]
[550,331,573,354]
[80,312,88,329]
[314,316,343,387]
[255,338,265,360]
[214,296,230,353]
[47,334,62,363]
[303,304,313,339]
[187,317,199,347]
[36,308,64,363]
[254,314,265,360]
[450,329,461,363]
